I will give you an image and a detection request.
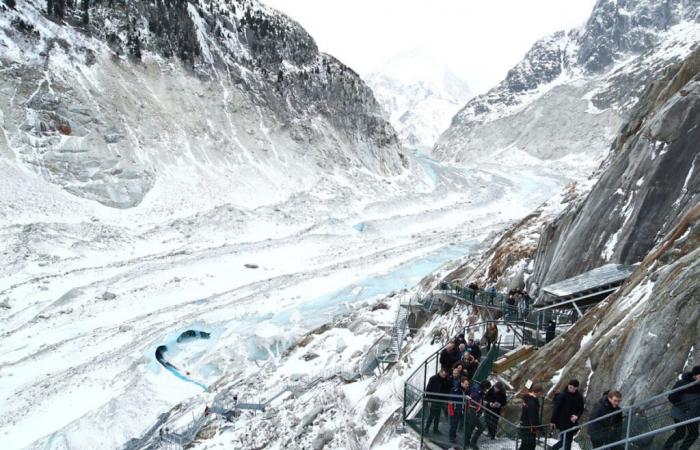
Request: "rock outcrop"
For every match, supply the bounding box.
[0,0,407,208]
[511,46,700,403]
[433,0,699,176]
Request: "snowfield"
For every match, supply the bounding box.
[0,150,570,449]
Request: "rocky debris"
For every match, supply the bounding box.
[300,405,324,429]
[311,428,334,450]
[244,263,259,269]
[364,395,381,426]
[371,302,390,311]
[302,352,319,361]
[102,291,117,300]
[0,298,10,309]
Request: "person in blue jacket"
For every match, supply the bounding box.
[465,380,491,449]
[448,377,471,444]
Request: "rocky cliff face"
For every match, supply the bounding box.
[0,0,406,208]
[530,46,700,287]
[433,0,699,177]
[509,46,700,403]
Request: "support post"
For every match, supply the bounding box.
[572,301,583,318]
[420,398,426,449]
[624,406,634,450]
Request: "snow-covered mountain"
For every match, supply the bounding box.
[365,50,473,150]
[434,0,700,177]
[0,0,408,211]
[0,2,576,449]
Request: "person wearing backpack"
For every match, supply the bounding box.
[663,366,700,450]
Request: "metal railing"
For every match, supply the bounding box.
[405,387,554,450]
[559,380,700,450]
[438,284,584,345]
[404,320,532,422]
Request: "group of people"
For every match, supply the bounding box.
[424,328,700,450]
[505,288,533,320]
[425,330,505,448]
[424,368,508,448]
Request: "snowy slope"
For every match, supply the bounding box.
[434,0,700,179]
[0,0,407,210]
[366,50,473,150]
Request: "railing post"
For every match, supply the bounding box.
[423,361,427,392]
[463,393,469,450]
[403,383,407,422]
[624,405,634,450]
[420,398,426,449]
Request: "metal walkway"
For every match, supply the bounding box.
[377,302,411,367]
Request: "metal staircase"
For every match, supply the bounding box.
[377,303,410,367]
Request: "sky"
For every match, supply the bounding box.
[259,0,597,93]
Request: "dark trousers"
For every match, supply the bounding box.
[485,412,500,438]
[663,419,699,450]
[466,414,485,445]
[424,402,442,433]
[552,427,577,450]
[518,430,537,450]
[449,412,463,442]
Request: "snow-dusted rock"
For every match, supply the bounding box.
[0,0,407,208]
[434,0,700,178]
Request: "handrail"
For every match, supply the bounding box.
[592,415,700,450]
[559,379,700,437]
[404,319,517,388]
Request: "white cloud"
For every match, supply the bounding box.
[260,0,597,93]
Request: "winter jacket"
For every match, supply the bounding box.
[550,389,584,430]
[469,385,485,415]
[440,348,461,370]
[448,384,472,417]
[588,396,623,444]
[426,373,451,401]
[485,326,498,342]
[668,373,700,421]
[464,359,479,379]
[520,395,541,430]
[465,343,482,361]
[485,387,507,414]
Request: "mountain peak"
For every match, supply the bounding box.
[365,50,473,149]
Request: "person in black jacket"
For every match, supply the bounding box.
[519,384,544,450]
[484,381,508,439]
[424,368,450,435]
[440,342,461,371]
[545,320,557,343]
[550,379,585,450]
[663,366,700,450]
[465,338,482,361]
[588,390,623,450]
